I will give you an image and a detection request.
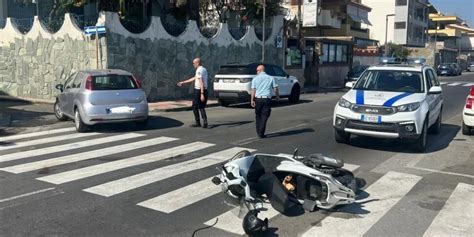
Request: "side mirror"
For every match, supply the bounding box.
[428,86,442,94]
[345,82,354,88]
[55,84,64,92]
[286,74,290,78]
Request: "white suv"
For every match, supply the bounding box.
[333,61,443,152]
[213,63,301,106]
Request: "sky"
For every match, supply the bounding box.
[429,0,474,27]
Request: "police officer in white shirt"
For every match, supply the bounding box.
[177,58,209,128]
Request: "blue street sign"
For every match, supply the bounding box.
[84,26,106,36]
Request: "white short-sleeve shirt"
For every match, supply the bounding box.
[194,66,208,89]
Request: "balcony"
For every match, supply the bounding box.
[428,28,462,38]
[324,24,370,39]
[317,10,341,29]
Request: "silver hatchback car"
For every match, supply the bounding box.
[54,69,149,132]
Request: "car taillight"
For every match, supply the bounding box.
[470,86,474,96]
[133,76,142,88]
[85,76,93,90]
[467,97,473,109]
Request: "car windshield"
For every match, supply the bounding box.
[353,70,424,93]
[92,75,138,90]
[439,64,451,68]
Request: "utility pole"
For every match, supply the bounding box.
[384,14,395,57]
[261,0,266,63]
[297,0,303,66]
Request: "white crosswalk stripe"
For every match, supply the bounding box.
[37,142,214,185]
[462,82,474,87]
[0,136,177,174]
[446,82,462,86]
[423,183,474,236]
[0,127,75,142]
[204,162,360,235]
[439,82,449,85]
[301,171,422,237]
[0,133,145,163]
[137,148,257,213]
[0,132,100,151]
[83,147,249,197]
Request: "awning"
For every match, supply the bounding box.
[347,4,372,26]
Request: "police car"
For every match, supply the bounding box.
[333,58,443,152]
[462,86,474,135]
[213,63,301,106]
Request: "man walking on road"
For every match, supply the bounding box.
[251,64,279,138]
[177,58,209,128]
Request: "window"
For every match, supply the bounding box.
[427,69,439,88]
[264,65,276,76]
[64,73,77,89]
[272,66,288,77]
[395,22,406,29]
[92,75,139,90]
[321,43,348,63]
[396,0,407,6]
[354,70,424,93]
[72,74,83,88]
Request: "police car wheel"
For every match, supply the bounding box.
[462,122,471,135]
[413,120,427,153]
[335,129,350,144]
[289,85,300,104]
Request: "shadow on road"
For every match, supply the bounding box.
[228,99,313,109]
[90,115,183,132]
[346,124,460,154]
[208,120,253,129]
[266,128,315,138]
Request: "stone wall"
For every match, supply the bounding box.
[0,12,284,102]
[0,14,103,101]
[105,13,284,101]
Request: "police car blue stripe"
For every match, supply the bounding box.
[356,90,364,105]
[383,92,412,107]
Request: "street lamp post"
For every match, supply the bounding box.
[384,14,395,57]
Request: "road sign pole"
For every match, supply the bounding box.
[95,28,99,69]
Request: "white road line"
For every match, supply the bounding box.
[137,177,221,213]
[462,82,474,87]
[0,137,177,174]
[83,147,252,197]
[0,132,100,151]
[301,171,421,237]
[37,142,214,185]
[0,127,75,142]
[423,183,474,237]
[205,157,360,234]
[439,82,449,85]
[446,83,462,86]
[0,187,56,203]
[0,133,145,163]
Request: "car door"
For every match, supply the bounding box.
[61,73,77,117]
[69,72,84,115]
[424,68,437,126]
[427,69,442,123]
[272,65,292,96]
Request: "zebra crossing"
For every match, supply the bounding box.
[1,127,473,236]
[439,81,474,87]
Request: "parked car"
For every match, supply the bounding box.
[213,63,301,106]
[451,63,462,75]
[345,65,369,83]
[334,60,443,152]
[436,63,457,76]
[462,86,474,135]
[467,63,474,72]
[54,69,149,132]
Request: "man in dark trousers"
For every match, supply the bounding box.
[177,58,209,128]
[251,64,279,138]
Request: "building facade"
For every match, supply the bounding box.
[363,0,429,47]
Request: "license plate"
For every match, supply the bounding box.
[361,114,381,123]
[107,106,136,114]
[222,79,235,83]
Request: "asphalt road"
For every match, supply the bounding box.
[0,72,473,237]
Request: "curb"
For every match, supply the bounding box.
[0,95,55,104]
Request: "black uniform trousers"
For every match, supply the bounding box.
[255,98,272,137]
[192,89,208,124]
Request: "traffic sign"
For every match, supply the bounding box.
[84,26,106,36]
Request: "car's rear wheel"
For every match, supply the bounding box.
[219,99,230,107]
[74,109,89,133]
[288,85,300,104]
[462,122,471,135]
[335,129,350,144]
[54,100,68,121]
[413,119,428,153]
[429,109,442,134]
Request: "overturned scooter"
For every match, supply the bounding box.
[211,149,366,235]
